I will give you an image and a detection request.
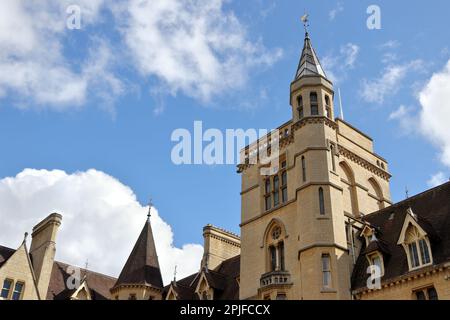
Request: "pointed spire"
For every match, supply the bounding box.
[114,216,163,289]
[295,26,327,80]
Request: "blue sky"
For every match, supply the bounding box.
[1,0,450,256]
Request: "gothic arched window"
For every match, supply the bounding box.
[325,95,331,119]
[330,144,336,172]
[404,224,432,269]
[297,95,304,119]
[273,176,280,207]
[310,92,319,115]
[265,222,287,272]
[264,179,272,211]
[301,156,306,182]
[319,187,325,215]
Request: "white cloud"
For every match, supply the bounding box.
[0,169,203,285]
[388,105,409,120]
[115,0,282,102]
[427,172,448,188]
[419,60,450,167]
[329,2,344,21]
[388,105,418,135]
[360,60,423,104]
[379,40,400,50]
[0,0,123,109]
[322,43,359,84]
[0,0,281,109]
[342,43,359,68]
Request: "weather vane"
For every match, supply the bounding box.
[301,12,309,34]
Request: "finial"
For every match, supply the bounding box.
[405,186,409,199]
[173,265,177,283]
[23,232,28,243]
[83,258,89,280]
[407,207,417,220]
[301,12,309,36]
[147,198,153,220]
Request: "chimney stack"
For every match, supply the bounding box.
[30,213,62,299]
[201,225,240,271]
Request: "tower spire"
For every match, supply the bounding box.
[294,15,328,81]
[113,212,163,290]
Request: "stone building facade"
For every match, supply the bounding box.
[0,29,449,301]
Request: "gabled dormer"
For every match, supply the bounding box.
[0,234,41,300]
[69,278,92,300]
[195,270,214,300]
[397,208,433,271]
[360,225,389,278]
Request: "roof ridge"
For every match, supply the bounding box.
[363,180,450,218]
[54,261,117,280]
[205,224,240,239]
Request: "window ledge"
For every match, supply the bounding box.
[321,288,337,293]
[317,216,331,220]
[409,263,433,272]
[330,170,339,177]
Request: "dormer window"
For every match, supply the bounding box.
[398,217,433,271]
[405,225,432,269]
[366,252,385,277]
[361,225,375,247]
[310,92,319,115]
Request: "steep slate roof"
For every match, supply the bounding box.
[0,245,15,268]
[213,255,240,300]
[295,32,327,80]
[113,218,163,289]
[0,245,116,300]
[352,181,450,290]
[164,255,240,300]
[47,261,117,300]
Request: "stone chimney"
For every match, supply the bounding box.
[30,213,62,299]
[201,225,240,270]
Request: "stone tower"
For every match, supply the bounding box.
[238,29,392,300]
[110,215,164,300]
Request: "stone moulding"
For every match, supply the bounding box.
[337,145,391,182]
